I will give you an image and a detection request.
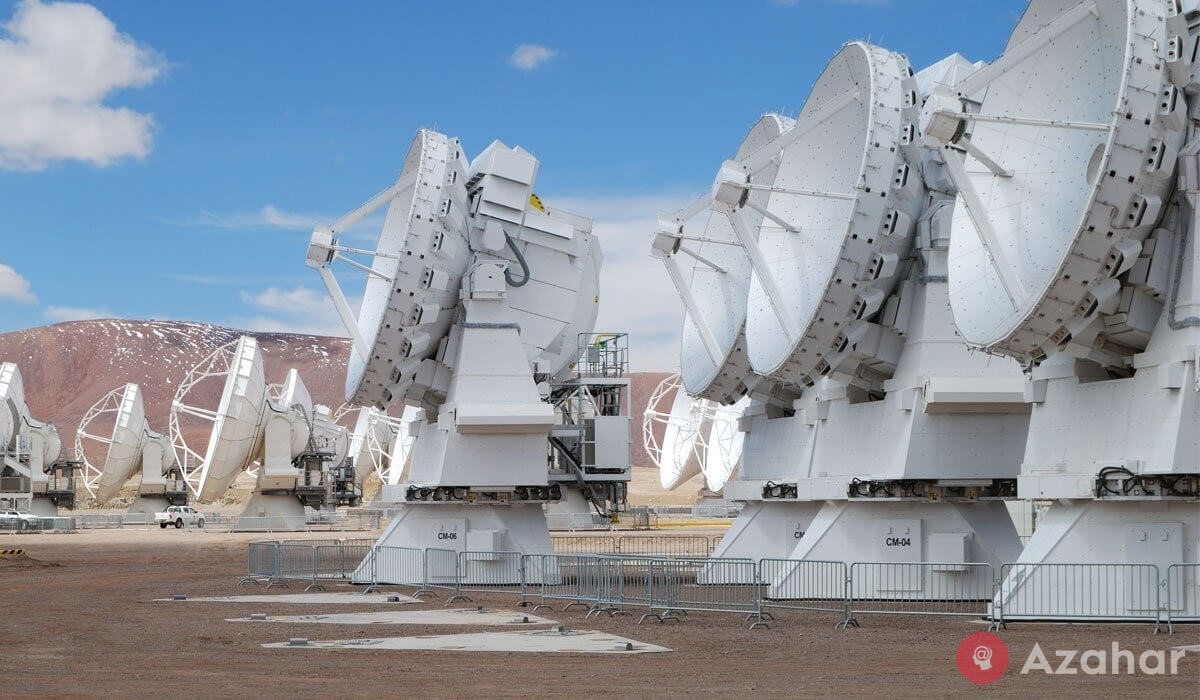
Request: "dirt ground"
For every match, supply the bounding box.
[1,529,1197,699]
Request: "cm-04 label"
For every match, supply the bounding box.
[885,537,912,547]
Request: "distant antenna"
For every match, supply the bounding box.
[0,362,63,514]
[76,383,185,512]
[335,403,420,488]
[169,335,350,524]
[642,374,708,489]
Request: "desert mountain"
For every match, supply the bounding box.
[0,320,676,472]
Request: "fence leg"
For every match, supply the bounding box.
[445,556,470,605]
[266,543,288,590]
[414,551,435,599]
[748,569,769,630]
[237,546,259,586]
[638,560,664,625]
[304,549,325,592]
[517,557,530,608]
[987,574,1003,632]
[836,570,857,630]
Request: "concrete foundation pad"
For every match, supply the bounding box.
[155,592,420,604]
[263,629,671,653]
[228,608,556,626]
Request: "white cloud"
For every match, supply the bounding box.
[231,285,352,337]
[0,263,36,302]
[544,193,695,372]
[508,44,557,71]
[43,304,114,322]
[183,204,382,241]
[188,205,323,231]
[0,0,165,170]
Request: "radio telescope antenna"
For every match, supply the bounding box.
[335,403,420,496]
[170,337,267,502]
[642,373,709,490]
[661,42,1034,596]
[308,130,474,409]
[742,44,926,388]
[310,128,620,577]
[652,114,795,404]
[698,395,750,492]
[76,383,185,513]
[170,335,353,529]
[643,374,750,493]
[921,0,1200,620]
[923,0,1190,366]
[0,362,66,515]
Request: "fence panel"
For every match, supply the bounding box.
[274,542,317,587]
[847,562,996,624]
[423,547,461,595]
[758,558,849,622]
[616,535,714,558]
[366,545,427,591]
[645,557,763,627]
[1166,563,1199,633]
[455,551,525,601]
[524,554,606,610]
[240,540,279,585]
[551,535,618,555]
[995,563,1161,629]
[310,542,372,589]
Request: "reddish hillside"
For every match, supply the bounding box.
[0,320,670,469]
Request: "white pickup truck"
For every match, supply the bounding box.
[0,509,41,530]
[154,505,205,529]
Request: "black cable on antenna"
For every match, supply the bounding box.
[503,232,531,287]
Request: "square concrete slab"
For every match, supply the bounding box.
[228,608,556,626]
[263,629,670,654]
[155,592,420,604]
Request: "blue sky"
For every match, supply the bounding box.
[0,0,1028,370]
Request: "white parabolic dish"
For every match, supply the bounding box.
[0,362,25,451]
[679,113,794,404]
[345,130,473,408]
[946,0,1188,362]
[702,396,749,492]
[79,384,149,503]
[643,374,707,490]
[744,42,923,386]
[185,337,269,502]
[0,362,59,463]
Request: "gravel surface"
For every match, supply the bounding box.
[2,530,1197,698]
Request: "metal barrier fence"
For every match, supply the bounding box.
[240,538,376,589]
[847,562,996,626]
[524,553,608,611]
[455,550,526,601]
[241,540,278,584]
[994,562,1163,631]
[551,535,618,554]
[645,557,764,628]
[364,545,427,592]
[1166,563,1199,633]
[74,511,380,532]
[550,534,715,557]
[759,558,850,622]
[238,540,1195,632]
[0,516,76,533]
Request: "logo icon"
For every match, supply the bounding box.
[973,645,993,670]
[956,632,1008,684]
